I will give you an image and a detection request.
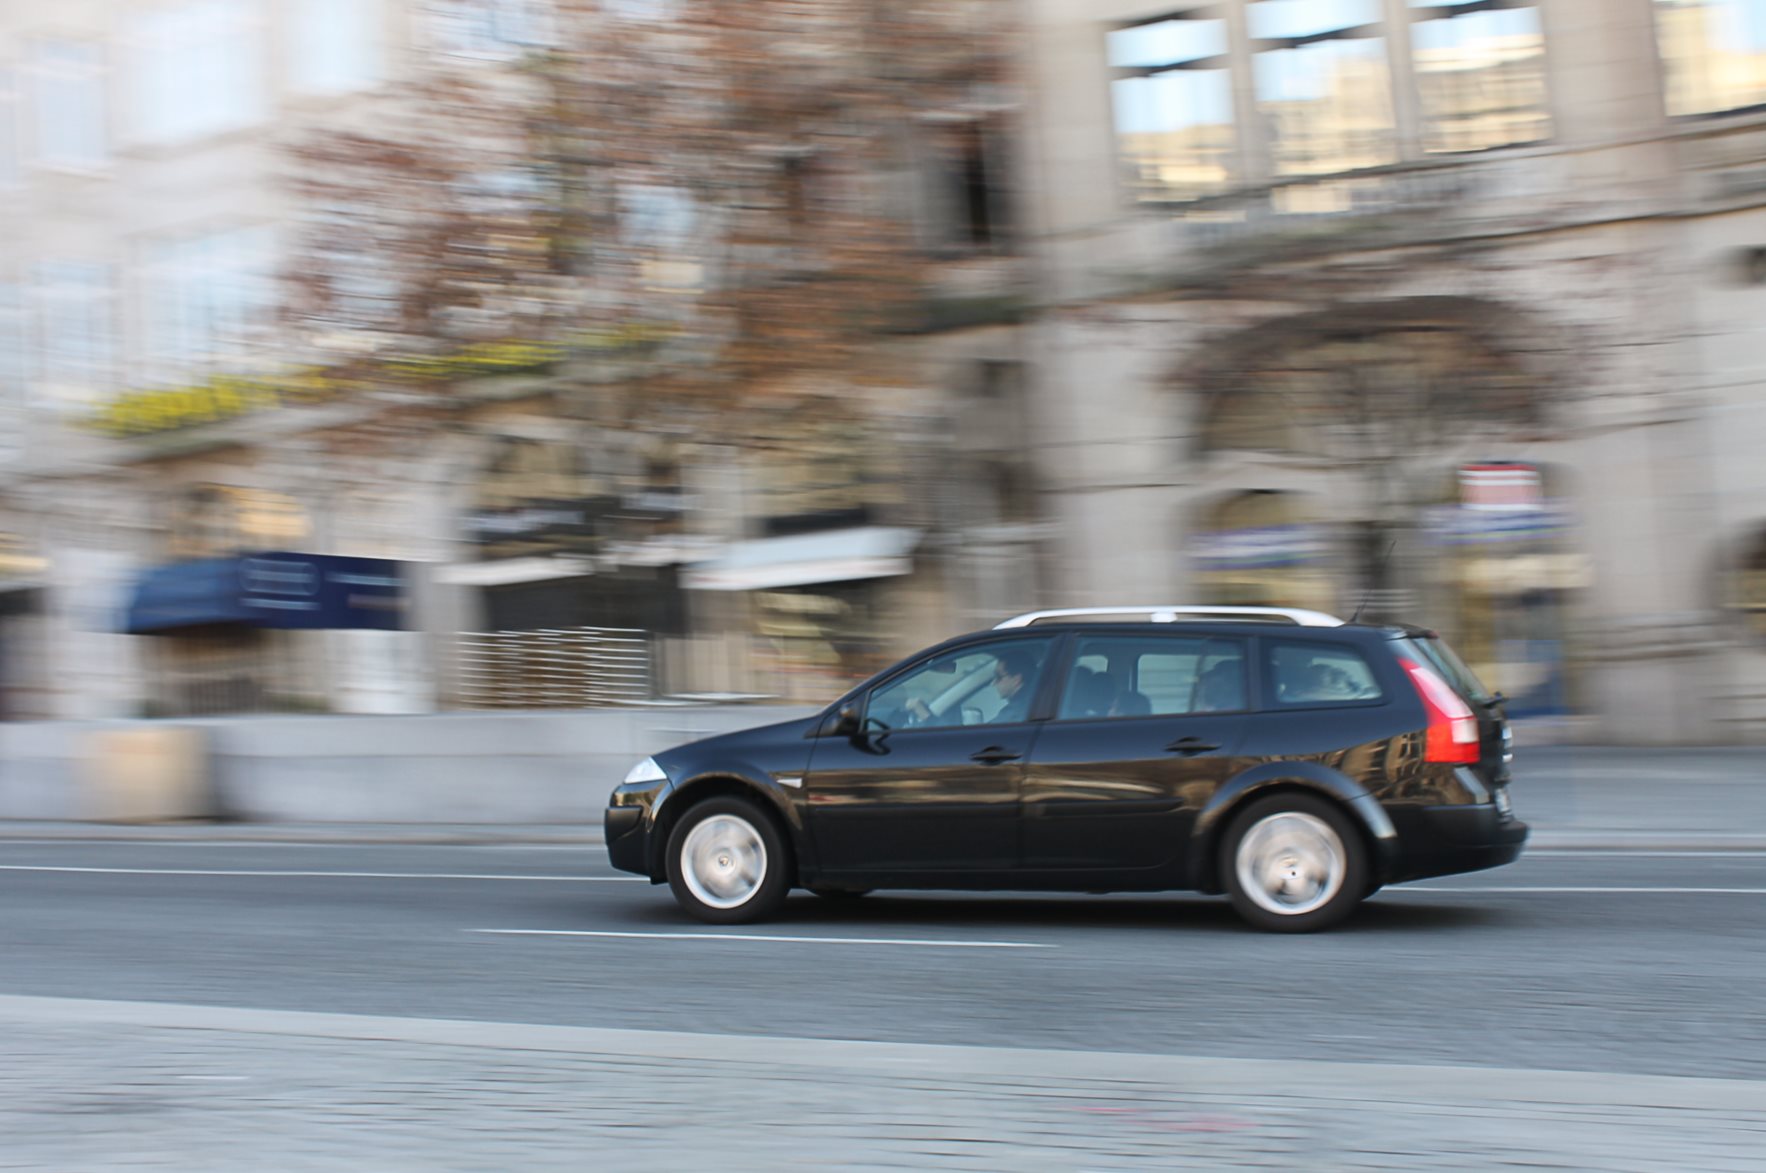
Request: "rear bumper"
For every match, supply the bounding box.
[1387,802,1529,883]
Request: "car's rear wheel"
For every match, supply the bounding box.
[1221,793,1367,933]
[666,797,788,925]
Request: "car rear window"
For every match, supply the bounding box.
[1400,635,1492,704]
[1265,641,1384,707]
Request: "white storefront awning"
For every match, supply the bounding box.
[683,527,921,592]
[434,556,597,587]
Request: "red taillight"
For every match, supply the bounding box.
[1401,659,1481,765]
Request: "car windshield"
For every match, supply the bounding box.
[1402,635,1492,703]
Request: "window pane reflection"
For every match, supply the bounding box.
[1256,38,1395,176]
[1109,12,1236,202]
[1656,0,1766,116]
[1411,1,1550,152]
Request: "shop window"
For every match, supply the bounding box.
[1730,526,1766,638]
[163,484,311,560]
[1251,0,1396,178]
[1410,1,1551,153]
[1107,8,1237,203]
[1192,490,1336,614]
[1655,0,1766,117]
[0,283,22,460]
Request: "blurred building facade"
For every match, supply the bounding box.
[1,0,1764,744]
[0,0,1044,721]
[1021,0,1766,743]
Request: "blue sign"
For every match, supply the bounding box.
[1421,503,1572,546]
[123,552,406,634]
[1193,525,1327,570]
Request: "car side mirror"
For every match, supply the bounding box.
[830,703,863,737]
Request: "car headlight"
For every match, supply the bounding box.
[623,756,667,785]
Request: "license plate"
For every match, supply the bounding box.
[1493,787,1513,818]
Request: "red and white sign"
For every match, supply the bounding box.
[1459,463,1542,512]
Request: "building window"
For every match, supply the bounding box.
[431,0,556,60]
[32,261,115,409]
[1107,9,1236,203]
[0,68,19,185]
[30,39,107,168]
[129,0,266,145]
[919,117,1015,252]
[1410,1,1550,152]
[0,283,24,459]
[1656,0,1766,116]
[1250,0,1396,178]
[291,0,383,94]
[138,227,278,383]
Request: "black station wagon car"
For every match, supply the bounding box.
[605,606,1528,931]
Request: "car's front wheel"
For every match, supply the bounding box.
[1221,793,1367,933]
[666,797,789,925]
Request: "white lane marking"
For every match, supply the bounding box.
[470,929,1053,949]
[1393,885,1766,895]
[0,866,641,882]
[1526,850,1766,858]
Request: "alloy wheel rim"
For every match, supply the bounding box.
[1235,811,1345,917]
[681,814,768,910]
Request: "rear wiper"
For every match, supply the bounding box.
[1481,692,1508,711]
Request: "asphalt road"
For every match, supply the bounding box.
[2,838,1763,1086]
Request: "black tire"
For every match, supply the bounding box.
[1220,793,1368,933]
[809,887,872,901]
[665,796,790,925]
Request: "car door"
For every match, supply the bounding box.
[1022,631,1252,875]
[804,635,1059,875]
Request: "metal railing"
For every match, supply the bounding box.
[456,627,654,709]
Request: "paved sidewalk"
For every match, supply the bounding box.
[0,745,1761,848]
[0,995,1760,1171]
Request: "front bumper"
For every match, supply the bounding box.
[604,776,669,879]
[1387,801,1529,883]
[604,806,652,876]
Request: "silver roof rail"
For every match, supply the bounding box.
[993,605,1345,629]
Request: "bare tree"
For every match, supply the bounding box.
[283,0,1019,420]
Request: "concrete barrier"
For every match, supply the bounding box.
[0,721,87,821]
[80,726,215,822]
[0,705,819,826]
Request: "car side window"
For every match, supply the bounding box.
[866,638,1053,730]
[1057,636,1248,719]
[1266,642,1384,707]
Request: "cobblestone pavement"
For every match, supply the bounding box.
[2,996,1763,1171]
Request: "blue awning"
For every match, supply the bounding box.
[123,552,407,635]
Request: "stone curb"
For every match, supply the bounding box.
[1,993,1762,1113]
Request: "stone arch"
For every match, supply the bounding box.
[1185,296,1565,472]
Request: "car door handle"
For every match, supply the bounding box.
[1165,737,1220,755]
[970,746,1022,765]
